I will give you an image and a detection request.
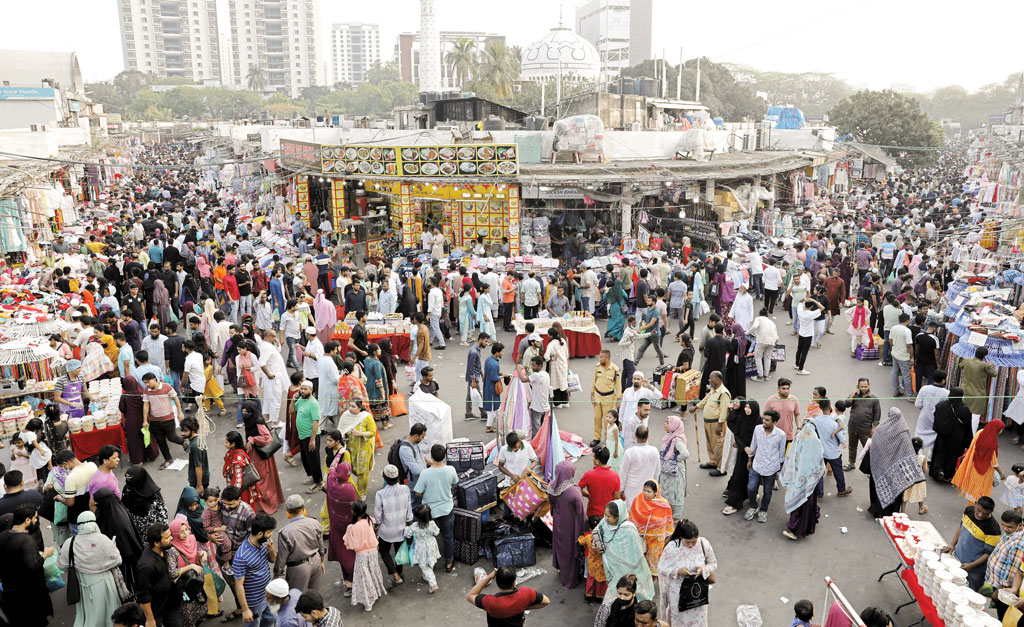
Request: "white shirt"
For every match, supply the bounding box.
[279,311,301,339]
[797,305,818,338]
[528,371,551,413]
[303,337,324,378]
[620,444,660,505]
[421,231,434,249]
[619,386,660,440]
[582,269,599,300]
[746,251,763,275]
[521,278,541,307]
[427,287,444,316]
[762,266,782,290]
[183,351,205,393]
[75,327,94,347]
[749,316,779,346]
[496,443,538,488]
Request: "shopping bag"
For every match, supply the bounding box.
[910,365,918,394]
[43,554,66,592]
[770,344,787,363]
[405,365,417,381]
[501,472,548,520]
[389,392,408,416]
[141,424,151,447]
[566,371,582,394]
[395,538,414,566]
[203,564,226,597]
[1004,605,1023,627]
[470,387,483,409]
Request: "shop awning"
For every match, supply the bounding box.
[845,142,897,169]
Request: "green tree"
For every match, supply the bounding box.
[916,73,1021,131]
[723,65,855,118]
[246,66,267,92]
[84,81,125,115]
[619,57,763,120]
[165,86,206,119]
[828,89,944,165]
[477,40,518,100]
[365,60,401,86]
[127,89,164,119]
[445,37,477,87]
[113,70,152,105]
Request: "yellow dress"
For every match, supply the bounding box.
[204,364,224,409]
[349,412,377,498]
[952,433,997,503]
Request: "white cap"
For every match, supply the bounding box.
[527,333,542,343]
[299,380,314,389]
[265,578,289,598]
[304,326,317,335]
[633,371,644,379]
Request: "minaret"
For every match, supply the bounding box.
[419,0,442,92]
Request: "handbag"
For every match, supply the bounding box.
[66,538,81,605]
[241,367,257,388]
[240,453,261,490]
[176,567,207,604]
[389,392,408,416]
[395,538,414,566]
[660,440,680,476]
[254,427,282,459]
[494,378,504,396]
[677,538,711,611]
[566,371,582,394]
[112,565,134,602]
[501,472,548,519]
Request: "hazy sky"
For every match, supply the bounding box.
[2,0,1021,93]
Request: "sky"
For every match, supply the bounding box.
[1,0,1021,93]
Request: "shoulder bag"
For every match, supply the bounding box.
[677,538,712,612]
[660,440,680,476]
[254,426,282,459]
[239,452,261,489]
[66,538,81,605]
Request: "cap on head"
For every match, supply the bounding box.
[284,494,305,510]
[265,578,289,598]
[383,464,399,479]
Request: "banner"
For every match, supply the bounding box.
[296,175,310,226]
[509,187,521,256]
[330,179,345,231]
[400,183,414,249]
[320,144,519,177]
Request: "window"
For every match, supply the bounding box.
[145,52,151,57]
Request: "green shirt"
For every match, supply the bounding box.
[186,434,209,488]
[295,397,320,439]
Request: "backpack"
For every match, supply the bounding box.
[387,439,414,483]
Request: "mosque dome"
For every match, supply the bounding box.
[520,27,601,81]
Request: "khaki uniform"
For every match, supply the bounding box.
[591,362,622,442]
[695,383,732,466]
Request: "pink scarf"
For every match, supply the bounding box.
[852,306,868,329]
[662,414,688,449]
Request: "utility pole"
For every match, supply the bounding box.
[695,57,701,102]
[676,48,682,100]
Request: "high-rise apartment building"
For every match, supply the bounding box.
[330,23,380,85]
[575,0,651,79]
[395,31,505,91]
[228,0,320,97]
[116,0,222,81]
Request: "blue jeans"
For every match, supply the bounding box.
[881,329,892,364]
[285,337,299,369]
[168,369,181,392]
[813,319,827,345]
[414,359,428,383]
[892,358,913,397]
[436,511,455,565]
[239,294,254,318]
[791,303,800,332]
[750,273,763,299]
[429,314,445,348]
[747,470,776,512]
[582,296,591,313]
[230,300,240,324]
[244,601,276,627]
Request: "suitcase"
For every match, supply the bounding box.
[454,540,480,565]
[446,441,485,474]
[454,471,498,512]
[493,533,536,569]
[651,365,673,409]
[453,507,483,543]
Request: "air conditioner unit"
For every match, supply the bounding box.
[30,124,48,132]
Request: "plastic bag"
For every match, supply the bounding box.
[141,424,151,447]
[396,539,414,566]
[44,554,66,592]
[470,387,483,409]
[736,604,763,627]
[566,371,582,394]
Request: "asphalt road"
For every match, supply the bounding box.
[42,306,1013,627]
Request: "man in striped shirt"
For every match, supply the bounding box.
[232,512,277,626]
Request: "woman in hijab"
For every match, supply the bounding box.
[724,322,748,398]
[656,519,718,627]
[326,461,358,596]
[167,515,219,625]
[175,486,209,543]
[714,266,737,328]
[594,500,655,605]
[930,388,974,482]
[547,460,588,589]
[341,399,378,498]
[952,419,1007,503]
[92,487,143,590]
[629,480,675,576]
[313,289,337,346]
[780,416,826,541]
[80,341,114,382]
[152,279,172,329]
[123,317,142,352]
[604,278,628,341]
[397,283,418,319]
[338,360,369,405]
[658,415,690,519]
[723,399,761,515]
[241,400,285,514]
[121,464,168,540]
[234,340,261,426]
[364,343,392,430]
[377,338,398,407]
[57,511,124,627]
[119,375,150,464]
[864,407,927,517]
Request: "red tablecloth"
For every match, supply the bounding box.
[330,332,412,362]
[510,330,603,361]
[70,424,128,461]
[899,570,944,627]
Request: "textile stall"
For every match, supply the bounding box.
[330,314,415,362]
[510,315,602,360]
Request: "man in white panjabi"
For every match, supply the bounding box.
[259,329,289,426]
[619,423,661,505]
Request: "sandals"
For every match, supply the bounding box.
[221,610,242,622]
[284,454,298,467]
[159,460,173,470]
[306,484,322,494]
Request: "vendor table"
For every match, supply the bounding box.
[510,318,602,360]
[877,517,946,627]
[70,424,128,461]
[330,331,412,362]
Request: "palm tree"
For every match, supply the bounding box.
[246,65,267,92]
[445,38,477,88]
[478,41,518,100]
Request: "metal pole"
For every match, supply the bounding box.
[695,57,701,102]
[676,48,682,100]
[541,82,546,118]
[556,57,562,119]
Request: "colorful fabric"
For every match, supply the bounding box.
[986,528,1024,588]
[870,407,926,509]
[628,483,674,575]
[780,419,826,513]
[596,499,655,602]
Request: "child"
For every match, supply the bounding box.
[343,501,387,611]
[793,599,814,627]
[578,515,607,603]
[902,437,928,515]
[605,409,622,472]
[1001,463,1024,514]
[403,503,441,594]
[201,487,233,561]
[845,297,871,357]
[203,352,225,415]
[9,434,37,489]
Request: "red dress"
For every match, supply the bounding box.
[246,423,285,514]
[223,448,262,509]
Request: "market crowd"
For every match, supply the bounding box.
[2,137,1024,627]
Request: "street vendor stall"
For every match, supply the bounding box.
[510,314,602,360]
[68,379,126,461]
[331,313,415,362]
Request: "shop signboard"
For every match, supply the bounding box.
[330,180,345,231]
[400,183,414,249]
[320,144,519,177]
[296,175,310,226]
[281,140,321,168]
[508,187,521,256]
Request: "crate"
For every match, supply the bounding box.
[453,507,483,543]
